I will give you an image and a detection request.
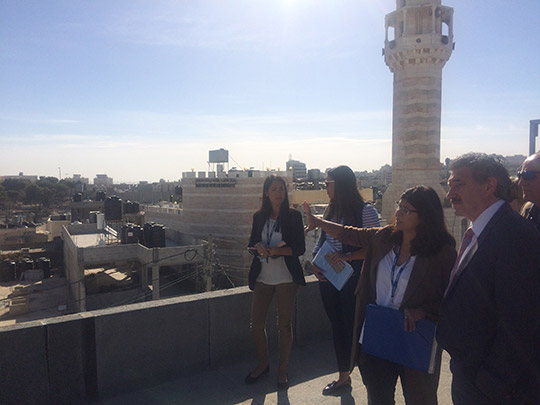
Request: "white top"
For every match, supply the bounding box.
[257,219,293,285]
[375,248,417,309]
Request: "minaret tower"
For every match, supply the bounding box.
[381,0,454,220]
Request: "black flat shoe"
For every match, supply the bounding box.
[322,377,351,395]
[244,365,269,384]
[277,374,289,391]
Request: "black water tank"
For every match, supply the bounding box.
[143,223,155,247]
[15,262,23,280]
[16,259,33,279]
[150,224,166,248]
[121,224,142,244]
[123,201,140,214]
[104,196,122,221]
[89,211,99,223]
[121,224,130,244]
[129,225,142,244]
[0,260,15,282]
[73,192,83,202]
[22,258,34,271]
[38,257,51,278]
[8,261,16,281]
[123,201,132,214]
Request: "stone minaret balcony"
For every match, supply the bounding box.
[384,0,454,73]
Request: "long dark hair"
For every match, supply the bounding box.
[392,186,456,256]
[324,165,364,222]
[257,175,290,231]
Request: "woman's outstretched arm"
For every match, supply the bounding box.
[303,201,345,238]
[303,201,379,248]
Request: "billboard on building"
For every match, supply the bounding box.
[209,149,229,163]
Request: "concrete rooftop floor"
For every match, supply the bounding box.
[99,339,452,405]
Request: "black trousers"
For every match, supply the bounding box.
[359,353,441,405]
[319,271,359,372]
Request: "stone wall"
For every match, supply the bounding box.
[0,277,330,404]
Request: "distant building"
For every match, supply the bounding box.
[179,168,292,282]
[118,180,180,204]
[0,172,38,183]
[307,169,322,181]
[286,159,307,180]
[71,174,90,185]
[94,174,113,187]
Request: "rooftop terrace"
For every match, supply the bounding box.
[0,277,452,404]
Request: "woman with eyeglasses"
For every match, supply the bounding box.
[304,185,456,405]
[245,175,305,390]
[309,165,380,395]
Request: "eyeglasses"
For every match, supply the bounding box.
[325,180,335,187]
[517,170,540,181]
[395,203,418,216]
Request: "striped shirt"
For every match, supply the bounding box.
[313,203,380,256]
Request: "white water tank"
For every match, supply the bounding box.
[96,213,105,230]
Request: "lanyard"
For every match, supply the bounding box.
[390,245,411,300]
[263,219,277,263]
[265,219,276,246]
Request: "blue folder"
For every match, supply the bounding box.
[361,304,438,373]
[312,241,354,291]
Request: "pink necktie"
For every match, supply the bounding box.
[446,227,474,294]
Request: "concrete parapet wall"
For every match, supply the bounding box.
[0,276,330,403]
[0,321,50,404]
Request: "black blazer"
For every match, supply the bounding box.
[437,203,540,402]
[248,208,306,290]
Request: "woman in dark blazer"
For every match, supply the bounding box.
[304,186,456,405]
[245,175,305,390]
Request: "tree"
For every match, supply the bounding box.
[2,178,28,192]
[24,184,43,205]
[0,184,6,206]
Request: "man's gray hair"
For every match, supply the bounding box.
[450,153,511,201]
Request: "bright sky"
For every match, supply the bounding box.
[1,0,539,183]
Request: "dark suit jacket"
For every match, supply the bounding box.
[335,225,457,369]
[521,202,540,234]
[247,208,306,290]
[437,203,540,402]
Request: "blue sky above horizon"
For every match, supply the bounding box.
[1,0,539,183]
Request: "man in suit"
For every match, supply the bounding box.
[437,153,540,404]
[519,152,540,233]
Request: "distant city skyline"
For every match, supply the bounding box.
[1,0,539,183]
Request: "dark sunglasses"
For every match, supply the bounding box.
[517,170,540,181]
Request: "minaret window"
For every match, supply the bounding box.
[441,22,449,44]
[388,26,396,42]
